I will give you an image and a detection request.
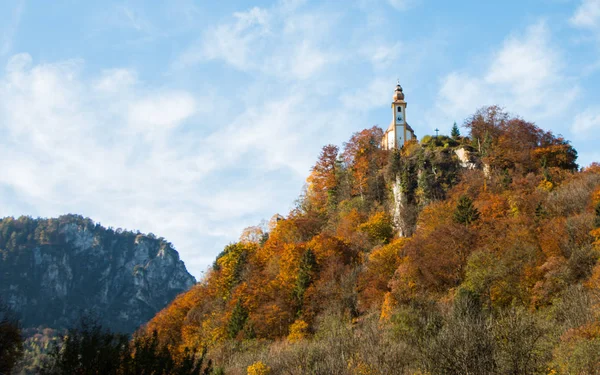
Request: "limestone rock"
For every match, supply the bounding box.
[0,215,196,333]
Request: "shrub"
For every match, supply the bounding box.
[247,361,271,375]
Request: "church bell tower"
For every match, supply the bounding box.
[382,82,416,150]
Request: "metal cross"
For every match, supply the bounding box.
[435,128,439,137]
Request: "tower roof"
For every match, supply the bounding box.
[393,82,405,101]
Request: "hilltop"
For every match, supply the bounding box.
[139,105,600,374]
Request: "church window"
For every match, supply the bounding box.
[397,107,401,112]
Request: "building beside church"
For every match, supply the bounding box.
[381,82,417,150]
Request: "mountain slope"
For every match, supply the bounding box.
[0,214,195,333]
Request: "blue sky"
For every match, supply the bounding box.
[1,0,599,277]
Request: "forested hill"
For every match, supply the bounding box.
[145,106,600,374]
[0,214,195,333]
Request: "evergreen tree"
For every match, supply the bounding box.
[451,122,460,138]
[534,202,547,221]
[42,316,129,375]
[0,298,23,375]
[227,301,248,339]
[294,249,318,306]
[453,195,480,226]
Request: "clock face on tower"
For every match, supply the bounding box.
[395,106,404,124]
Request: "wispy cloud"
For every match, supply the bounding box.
[571,107,600,137]
[570,0,600,30]
[429,21,579,131]
[387,0,418,11]
[172,2,339,80]
[1,0,25,56]
[0,53,354,277]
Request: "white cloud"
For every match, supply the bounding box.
[340,78,391,112]
[128,92,196,133]
[0,53,357,277]
[176,6,270,71]
[572,107,600,136]
[570,0,600,30]
[387,0,418,11]
[368,42,402,69]
[0,54,217,276]
[173,2,338,81]
[93,69,138,93]
[0,0,25,56]
[430,22,579,127]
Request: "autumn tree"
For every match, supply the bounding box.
[358,239,404,310]
[341,126,386,202]
[464,106,578,174]
[358,211,394,244]
[213,242,253,298]
[464,105,507,157]
[239,226,265,244]
[306,144,340,213]
[533,136,578,171]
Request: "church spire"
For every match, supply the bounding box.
[393,81,405,101]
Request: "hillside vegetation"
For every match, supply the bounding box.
[103,106,600,373]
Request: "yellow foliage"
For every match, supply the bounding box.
[247,361,271,375]
[358,211,394,244]
[592,187,600,205]
[538,179,553,192]
[215,242,255,299]
[380,292,395,321]
[347,357,377,375]
[591,228,600,249]
[287,319,309,342]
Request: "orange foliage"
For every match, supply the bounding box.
[538,218,569,258]
[336,208,367,243]
[145,284,206,349]
[415,200,453,236]
[358,239,405,310]
[306,144,339,212]
[379,292,395,321]
[401,223,477,293]
[143,114,595,356]
[341,127,386,199]
[308,233,355,265]
[476,193,509,223]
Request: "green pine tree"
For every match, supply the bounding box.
[294,249,318,305]
[453,195,480,226]
[451,122,460,138]
[226,301,248,339]
[535,202,547,222]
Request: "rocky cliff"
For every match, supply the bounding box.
[0,214,195,333]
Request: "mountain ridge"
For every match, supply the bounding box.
[0,214,196,333]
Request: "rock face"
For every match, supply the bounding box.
[0,215,196,333]
[454,147,478,170]
[391,175,413,238]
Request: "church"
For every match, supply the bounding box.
[381,82,417,150]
